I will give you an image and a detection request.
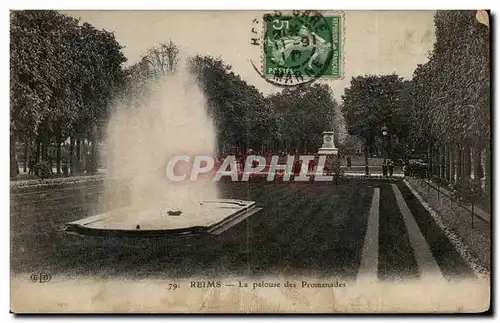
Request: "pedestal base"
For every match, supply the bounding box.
[318,147,339,155]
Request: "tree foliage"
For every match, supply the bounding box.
[10,10,127,177]
[122,41,181,109]
[408,11,490,147]
[189,55,339,154]
[143,40,180,78]
[341,74,408,155]
[268,83,338,152]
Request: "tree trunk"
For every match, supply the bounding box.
[485,142,491,198]
[450,145,455,182]
[10,136,17,180]
[436,145,441,177]
[456,144,462,183]
[242,140,248,155]
[436,145,440,177]
[464,145,471,180]
[473,145,482,183]
[427,142,432,178]
[445,145,450,181]
[82,139,87,173]
[76,137,81,174]
[23,137,29,173]
[69,136,75,175]
[440,145,445,179]
[35,139,40,164]
[91,125,98,174]
[431,145,435,177]
[364,142,369,175]
[40,137,45,162]
[76,138,81,161]
[56,134,61,175]
[41,130,49,162]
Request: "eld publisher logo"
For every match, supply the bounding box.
[30,272,51,283]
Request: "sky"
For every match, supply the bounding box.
[61,10,436,101]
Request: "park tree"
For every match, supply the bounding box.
[122,58,153,108]
[70,22,127,174]
[11,10,82,177]
[10,10,127,178]
[190,55,339,155]
[406,10,490,196]
[142,40,180,79]
[189,55,270,154]
[123,41,181,110]
[407,61,436,147]
[10,11,48,175]
[341,74,408,170]
[338,134,364,156]
[268,83,338,153]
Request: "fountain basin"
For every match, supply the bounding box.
[65,199,262,237]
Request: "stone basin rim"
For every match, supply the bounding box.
[64,198,260,237]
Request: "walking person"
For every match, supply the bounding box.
[309,157,316,173]
[62,162,69,177]
[293,158,302,179]
[48,156,54,174]
[28,158,35,175]
[382,159,388,177]
[388,159,394,177]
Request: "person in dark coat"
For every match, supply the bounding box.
[388,159,394,177]
[28,158,35,175]
[309,157,316,173]
[293,159,302,177]
[62,163,69,176]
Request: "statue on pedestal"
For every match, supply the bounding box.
[318,131,338,155]
[317,131,339,176]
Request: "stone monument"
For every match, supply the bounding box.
[318,131,338,155]
[317,131,338,174]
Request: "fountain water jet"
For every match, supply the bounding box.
[66,63,261,237]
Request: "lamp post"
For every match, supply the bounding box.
[381,125,389,160]
[381,125,390,177]
[360,127,370,176]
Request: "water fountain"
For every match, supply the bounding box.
[65,64,261,237]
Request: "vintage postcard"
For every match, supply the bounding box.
[10,9,491,313]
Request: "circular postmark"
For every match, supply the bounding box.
[250,10,342,87]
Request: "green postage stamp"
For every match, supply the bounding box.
[262,11,343,84]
